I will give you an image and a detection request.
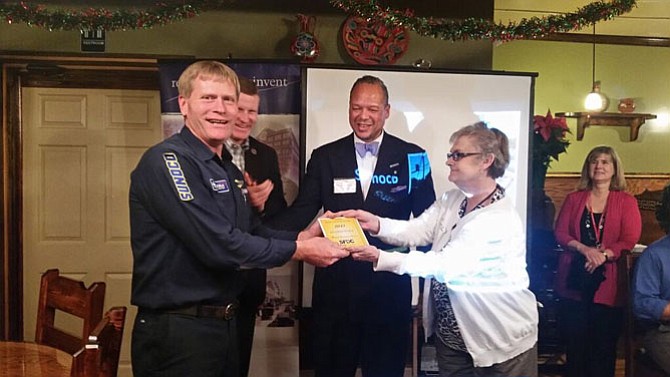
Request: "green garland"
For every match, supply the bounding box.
[330,0,638,42]
[0,0,637,38]
[0,0,233,31]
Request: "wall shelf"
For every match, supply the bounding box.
[555,112,656,141]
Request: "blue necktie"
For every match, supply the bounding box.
[355,142,379,157]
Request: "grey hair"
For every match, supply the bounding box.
[449,121,510,179]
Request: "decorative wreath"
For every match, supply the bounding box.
[0,0,637,41]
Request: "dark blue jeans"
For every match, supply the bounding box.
[132,309,239,377]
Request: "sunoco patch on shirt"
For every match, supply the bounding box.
[210,178,230,193]
[163,152,194,201]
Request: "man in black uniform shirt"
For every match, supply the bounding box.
[223,77,287,377]
[129,60,347,377]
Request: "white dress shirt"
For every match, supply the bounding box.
[354,132,384,199]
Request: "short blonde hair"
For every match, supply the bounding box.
[577,145,626,191]
[177,60,240,99]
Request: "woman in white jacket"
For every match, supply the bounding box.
[339,122,538,377]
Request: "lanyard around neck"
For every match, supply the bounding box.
[588,204,605,247]
[468,185,498,211]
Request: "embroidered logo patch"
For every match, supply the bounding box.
[210,178,230,193]
[163,153,194,201]
[407,151,431,194]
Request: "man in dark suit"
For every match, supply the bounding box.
[224,77,287,377]
[269,75,436,377]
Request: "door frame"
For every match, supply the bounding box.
[0,54,165,340]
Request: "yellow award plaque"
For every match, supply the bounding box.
[318,217,368,247]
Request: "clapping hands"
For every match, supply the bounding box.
[244,172,274,212]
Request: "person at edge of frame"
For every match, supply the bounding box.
[632,182,670,376]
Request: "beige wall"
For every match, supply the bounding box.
[0,10,492,69]
[495,0,670,37]
[494,0,670,174]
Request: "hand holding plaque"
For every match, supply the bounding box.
[318,217,368,247]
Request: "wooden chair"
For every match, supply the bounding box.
[619,250,667,377]
[35,269,106,355]
[71,306,128,377]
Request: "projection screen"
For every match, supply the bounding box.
[301,66,536,306]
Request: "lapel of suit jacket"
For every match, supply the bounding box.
[365,134,399,206]
[332,134,364,207]
[243,138,259,177]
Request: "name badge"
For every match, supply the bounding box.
[333,178,356,194]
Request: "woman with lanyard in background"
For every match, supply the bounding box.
[554,145,642,377]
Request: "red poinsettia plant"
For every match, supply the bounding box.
[532,110,570,189]
[533,110,570,167]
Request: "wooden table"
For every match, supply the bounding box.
[0,341,71,377]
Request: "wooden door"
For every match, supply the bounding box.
[22,87,161,376]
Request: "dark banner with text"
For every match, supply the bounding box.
[158,60,301,115]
